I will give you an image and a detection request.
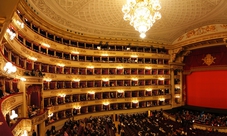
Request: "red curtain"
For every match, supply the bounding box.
[187,70,227,109]
[184,45,227,71]
[27,85,41,107]
[26,61,32,70]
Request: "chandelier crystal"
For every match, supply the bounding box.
[122,0,161,38]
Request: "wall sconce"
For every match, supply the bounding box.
[6,28,16,40]
[175,95,180,98]
[103,102,109,106]
[145,67,152,69]
[59,93,66,97]
[41,43,50,48]
[4,62,17,74]
[48,112,53,118]
[44,78,52,82]
[29,57,37,61]
[88,91,95,94]
[116,66,123,69]
[131,78,138,81]
[87,66,94,69]
[97,46,101,50]
[158,77,165,80]
[131,55,138,58]
[57,63,65,67]
[117,90,124,93]
[10,110,18,120]
[102,78,109,82]
[101,54,108,56]
[146,88,152,91]
[74,105,81,109]
[20,77,26,81]
[132,100,139,104]
[72,51,79,54]
[159,98,165,101]
[16,20,24,28]
[72,78,80,82]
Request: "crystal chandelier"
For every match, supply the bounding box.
[122,0,161,38]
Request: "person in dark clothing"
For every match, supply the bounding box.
[32,130,37,136]
[46,129,51,136]
[0,89,4,98]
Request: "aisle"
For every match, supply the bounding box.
[114,121,120,136]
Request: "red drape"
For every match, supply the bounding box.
[186,70,227,109]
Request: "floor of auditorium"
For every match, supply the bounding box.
[114,121,120,136]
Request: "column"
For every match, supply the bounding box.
[93,106,96,112]
[71,109,73,116]
[170,68,175,107]
[46,49,49,55]
[8,51,12,61]
[123,103,125,109]
[55,97,58,105]
[40,85,44,112]
[70,95,73,102]
[100,93,103,99]
[147,110,151,117]
[55,113,59,120]
[113,112,116,122]
[31,61,34,70]
[48,98,50,106]
[9,80,13,92]
[16,56,19,66]
[1,79,5,94]
[39,121,45,136]
[45,82,49,90]
[78,108,81,114]
[63,111,66,118]
[17,105,22,118]
[19,81,27,117]
[101,105,103,111]
[63,96,65,103]
[179,70,183,105]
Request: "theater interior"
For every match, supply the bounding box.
[1,0,227,136]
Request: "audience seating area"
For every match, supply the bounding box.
[47,116,116,136]
[118,109,227,136]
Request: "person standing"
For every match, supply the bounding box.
[32,130,37,136]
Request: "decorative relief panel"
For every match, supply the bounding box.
[1,94,23,116]
[31,110,48,125]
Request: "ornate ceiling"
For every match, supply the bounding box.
[25,0,227,45]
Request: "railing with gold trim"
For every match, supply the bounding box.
[47,94,171,113]
[5,34,170,69]
[1,93,23,116]
[12,12,170,58]
[0,93,23,136]
[11,119,31,136]
[43,85,170,97]
[30,109,48,125]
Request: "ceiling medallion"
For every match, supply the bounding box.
[202,54,216,66]
[122,0,161,38]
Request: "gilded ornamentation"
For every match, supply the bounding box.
[220,24,227,29]
[202,54,216,66]
[2,97,16,115]
[186,25,216,38]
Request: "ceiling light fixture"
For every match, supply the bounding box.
[122,0,161,38]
